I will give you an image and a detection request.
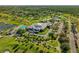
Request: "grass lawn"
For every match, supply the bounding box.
[0,35,60,53]
[0,36,18,52]
[47,40,59,47]
[38,28,49,35]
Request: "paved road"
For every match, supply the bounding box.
[56,22,64,41]
[67,32,77,53]
[55,22,64,52]
[75,32,79,48]
[30,29,52,38]
[67,18,77,53]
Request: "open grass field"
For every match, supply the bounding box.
[0,36,18,52]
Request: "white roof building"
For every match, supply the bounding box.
[33,23,48,30]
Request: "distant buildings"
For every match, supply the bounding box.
[8,21,52,35]
[53,16,60,22]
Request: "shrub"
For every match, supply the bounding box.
[61,43,70,53]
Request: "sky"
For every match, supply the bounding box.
[0,0,79,5]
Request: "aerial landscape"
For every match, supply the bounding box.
[0,6,79,53]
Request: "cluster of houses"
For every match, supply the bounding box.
[8,21,52,35]
[7,16,62,35]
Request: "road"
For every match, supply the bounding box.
[67,32,77,53]
[74,31,79,48]
[56,22,64,41]
[55,22,64,52]
[30,29,52,38]
[67,17,77,53]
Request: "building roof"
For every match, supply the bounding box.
[53,16,60,21]
[30,23,48,30]
[16,25,27,30]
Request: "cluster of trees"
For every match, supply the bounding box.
[58,33,70,53]
[0,6,53,20]
[0,6,79,21]
[9,31,59,53]
[58,22,70,53]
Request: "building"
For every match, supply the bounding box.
[28,23,49,33]
[8,25,27,35]
[53,16,60,22]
